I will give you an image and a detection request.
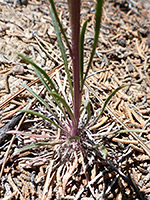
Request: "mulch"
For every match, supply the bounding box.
[0,0,150,199]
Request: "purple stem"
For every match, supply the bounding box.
[70,0,81,136]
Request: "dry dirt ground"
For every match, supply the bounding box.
[0,0,150,199]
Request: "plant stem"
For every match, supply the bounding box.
[70,0,81,136]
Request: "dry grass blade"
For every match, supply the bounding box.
[41,150,56,199]
[2,191,18,200]
[34,33,63,63]
[41,129,61,199]
[7,174,23,199]
[62,151,78,195]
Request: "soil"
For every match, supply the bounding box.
[0,0,150,199]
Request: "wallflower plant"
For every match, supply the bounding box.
[18,0,126,149]
[5,1,149,198]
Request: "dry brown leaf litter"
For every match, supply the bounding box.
[0,0,150,199]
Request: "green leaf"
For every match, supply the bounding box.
[86,85,128,130]
[84,99,90,108]
[82,0,103,90]
[21,110,67,133]
[50,92,76,125]
[49,0,72,56]
[15,141,63,153]
[22,83,54,114]
[31,67,68,117]
[19,54,57,93]
[19,54,69,118]
[49,3,73,97]
[22,82,71,126]
[80,19,88,85]
[83,99,92,128]
[100,145,108,158]
[97,85,128,121]
[34,67,51,93]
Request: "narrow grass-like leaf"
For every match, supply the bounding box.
[22,83,54,113]
[82,0,103,90]
[49,0,72,56]
[15,141,64,153]
[19,53,57,93]
[22,81,71,127]
[85,85,128,131]
[80,19,88,85]
[31,67,68,117]
[19,54,70,118]
[33,67,52,94]
[82,99,92,129]
[97,85,128,121]
[22,83,68,124]
[51,92,76,125]
[20,54,66,115]
[49,3,73,97]
[21,109,68,133]
[100,145,108,158]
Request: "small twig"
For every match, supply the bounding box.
[80,150,96,198]
[41,128,61,199]
[2,191,18,200]
[62,151,78,195]
[0,112,24,145]
[103,174,119,198]
[1,102,27,121]
[4,71,12,93]
[75,171,104,200]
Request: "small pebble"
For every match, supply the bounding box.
[118,38,126,47]
[14,0,28,7]
[12,65,24,75]
[145,40,150,48]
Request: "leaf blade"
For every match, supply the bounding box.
[80,19,88,85]
[82,0,103,89]
[49,0,72,56]
[51,92,76,125]
[49,3,73,97]
[19,54,57,93]
[97,85,128,121]
[15,141,63,153]
[21,109,67,133]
